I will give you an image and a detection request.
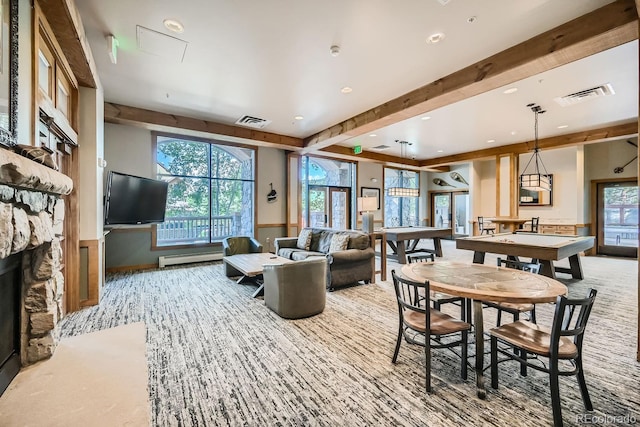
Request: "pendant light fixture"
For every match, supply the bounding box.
[387,140,419,197]
[520,103,551,192]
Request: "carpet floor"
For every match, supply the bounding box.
[58,240,639,426]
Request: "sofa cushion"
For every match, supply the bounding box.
[309,229,325,252]
[278,248,301,259]
[347,233,370,250]
[329,234,350,253]
[317,230,333,253]
[291,251,325,261]
[297,228,312,250]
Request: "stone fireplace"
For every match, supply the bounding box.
[0,148,72,393]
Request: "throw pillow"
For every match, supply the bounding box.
[13,145,59,170]
[296,228,312,251]
[329,234,350,253]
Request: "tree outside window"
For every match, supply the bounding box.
[155,135,255,246]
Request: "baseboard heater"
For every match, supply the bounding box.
[158,252,224,268]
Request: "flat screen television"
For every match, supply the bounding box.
[104,171,169,225]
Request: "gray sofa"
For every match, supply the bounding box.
[274,227,374,290]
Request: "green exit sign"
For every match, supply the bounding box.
[353,145,362,154]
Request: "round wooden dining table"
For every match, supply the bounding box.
[400,261,567,399]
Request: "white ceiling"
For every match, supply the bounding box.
[76,0,638,160]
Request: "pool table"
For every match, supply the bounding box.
[455,232,595,279]
[382,226,452,264]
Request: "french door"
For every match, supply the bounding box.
[308,186,350,229]
[596,180,638,257]
[431,191,470,237]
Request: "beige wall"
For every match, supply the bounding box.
[104,123,154,180]
[518,146,578,221]
[256,147,286,225]
[357,162,383,225]
[78,87,105,240]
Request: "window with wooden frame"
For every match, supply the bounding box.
[34,3,79,149]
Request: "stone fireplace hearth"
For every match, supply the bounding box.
[0,148,72,391]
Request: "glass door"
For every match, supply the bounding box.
[454,192,470,236]
[309,186,350,229]
[329,188,349,229]
[433,193,451,229]
[431,191,470,237]
[309,187,327,227]
[597,180,638,257]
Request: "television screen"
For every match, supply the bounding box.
[104,171,169,225]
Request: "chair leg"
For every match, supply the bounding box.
[425,339,432,393]
[530,306,537,324]
[496,309,503,326]
[460,299,466,322]
[490,336,498,389]
[575,355,593,411]
[520,350,527,377]
[392,321,403,363]
[461,330,468,380]
[549,359,563,427]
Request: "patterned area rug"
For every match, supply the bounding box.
[60,240,639,426]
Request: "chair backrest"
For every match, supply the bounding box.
[531,217,540,233]
[478,216,485,229]
[222,236,262,256]
[497,257,541,274]
[263,258,327,318]
[391,270,429,327]
[550,289,597,354]
[407,253,435,263]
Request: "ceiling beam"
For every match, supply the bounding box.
[38,0,98,88]
[303,0,639,152]
[104,103,304,150]
[319,145,449,172]
[419,121,638,168]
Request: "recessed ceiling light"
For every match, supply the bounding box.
[467,16,477,24]
[510,131,517,135]
[487,139,495,143]
[557,124,569,129]
[341,86,353,94]
[294,115,304,120]
[421,116,431,121]
[437,150,444,153]
[426,32,445,44]
[503,87,518,94]
[369,134,377,137]
[163,19,184,34]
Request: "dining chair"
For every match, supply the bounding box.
[484,258,540,326]
[391,270,471,393]
[478,216,496,234]
[520,217,540,233]
[407,253,469,322]
[490,288,597,427]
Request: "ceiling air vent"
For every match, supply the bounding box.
[235,115,272,129]
[554,83,615,107]
[370,145,391,151]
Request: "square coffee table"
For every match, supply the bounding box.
[223,252,294,297]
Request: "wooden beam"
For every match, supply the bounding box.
[37,0,98,88]
[104,103,304,150]
[315,145,450,171]
[419,121,638,168]
[304,0,638,152]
